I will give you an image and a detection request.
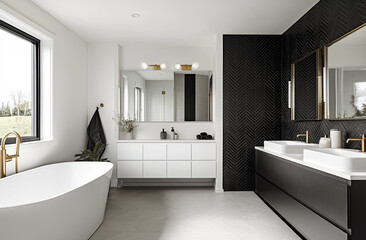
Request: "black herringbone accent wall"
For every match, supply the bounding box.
[223,35,282,191]
[223,0,366,191]
[282,0,366,148]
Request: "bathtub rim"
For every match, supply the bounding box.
[0,161,113,209]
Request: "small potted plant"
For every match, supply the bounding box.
[75,141,108,161]
[113,114,139,140]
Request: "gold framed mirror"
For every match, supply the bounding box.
[324,23,366,120]
[291,49,323,121]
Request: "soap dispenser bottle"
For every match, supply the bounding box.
[160,129,167,139]
[171,127,175,140]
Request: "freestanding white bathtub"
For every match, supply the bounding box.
[0,161,113,240]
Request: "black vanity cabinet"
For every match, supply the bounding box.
[255,149,366,240]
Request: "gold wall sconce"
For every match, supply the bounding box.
[174,62,199,70]
[141,62,167,70]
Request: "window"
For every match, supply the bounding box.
[134,87,141,121]
[0,19,40,144]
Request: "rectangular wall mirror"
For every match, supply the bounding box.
[121,70,213,122]
[291,49,323,121]
[325,23,366,120]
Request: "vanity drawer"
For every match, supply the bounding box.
[192,143,216,160]
[167,161,191,178]
[143,161,167,178]
[256,150,349,230]
[117,143,143,160]
[192,161,216,178]
[118,161,143,178]
[167,143,191,160]
[256,174,348,240]
[143,143,166,160]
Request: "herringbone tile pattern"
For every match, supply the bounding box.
[224,0,366,191]
[282,0,366,149]
[223,35,282,191]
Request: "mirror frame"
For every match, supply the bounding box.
[291,49,323,121]
[324,22,366,120]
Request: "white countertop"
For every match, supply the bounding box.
[255,146,366,181]
[117,139,216,143]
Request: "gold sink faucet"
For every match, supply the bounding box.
[346,134,366,152]
[297,130,309,144]
[0,131,22,178]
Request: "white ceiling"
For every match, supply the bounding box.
[31,0,319,46]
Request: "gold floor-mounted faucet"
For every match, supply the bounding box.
[297,130,309,144]
[346,134,366,152]
[0,131,22,178]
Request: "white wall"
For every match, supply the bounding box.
[0,0,88,174]
[133,122,214,140]
[213,34,223,192]
[88,43,120,187]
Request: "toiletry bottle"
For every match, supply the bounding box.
[171,127,175,140]
[319,135,331,148]
[174,132,179,140]
[330,129,342,148]
[160,129,167,140]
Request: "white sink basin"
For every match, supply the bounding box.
[303,148,366,171]
[264,141,319,154]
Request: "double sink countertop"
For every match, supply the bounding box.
[255,146,366,180]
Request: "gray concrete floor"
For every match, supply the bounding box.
[90,187,300,240]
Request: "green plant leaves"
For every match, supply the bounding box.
[75,141,108,162]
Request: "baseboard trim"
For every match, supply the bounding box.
[215,188,224,193]
[117,178,215,187]
[110,179,118,188]
[122,182,214,187]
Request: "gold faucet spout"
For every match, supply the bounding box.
[346,134,366,152]
[297,130,309,144]
[346,138,361,143]
[0,131,22,178]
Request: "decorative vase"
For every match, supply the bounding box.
[126,132,133,140]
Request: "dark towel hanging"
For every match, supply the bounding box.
[87,108,106,152]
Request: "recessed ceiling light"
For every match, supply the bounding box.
[131,13,141,18]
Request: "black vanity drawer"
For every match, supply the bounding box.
[256,150,349,230]
[256,174,348,240]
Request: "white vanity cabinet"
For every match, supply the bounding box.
[167,161,191,178]
[143,143,166,160]
[167,143,191,160]
[117,141,216,179]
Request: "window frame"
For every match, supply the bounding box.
[0,19,41,144]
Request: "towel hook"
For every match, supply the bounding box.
[97,103,104,109]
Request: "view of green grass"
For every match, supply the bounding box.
[0,116,32,137]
